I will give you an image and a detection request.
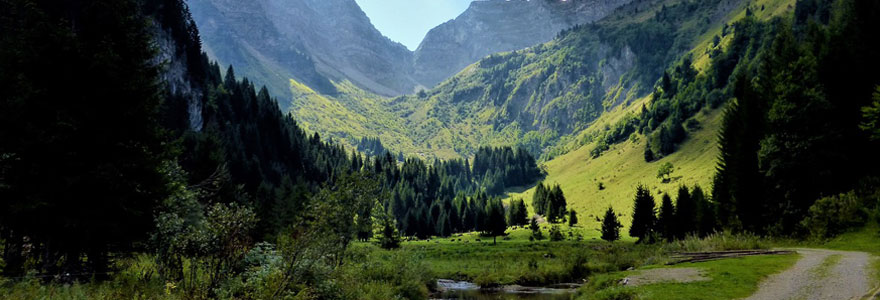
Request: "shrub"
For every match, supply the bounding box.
[575,273,637,300]
[801,191,868,239]
[549,226,565,241]
[661,231,766,253]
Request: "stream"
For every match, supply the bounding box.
[434,280,576,300]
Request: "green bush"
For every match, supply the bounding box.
[550,226,565,241]
[575,273,637,300]
[801,191,869,239]
[661,231,766,253]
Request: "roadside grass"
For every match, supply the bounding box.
[820,223,880,255]
[771,222,880,294]
[814,223,880,292]
[575,252,800,300]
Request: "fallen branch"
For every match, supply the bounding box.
[666,250,795,265]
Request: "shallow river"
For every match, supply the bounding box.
[434,280,574,300]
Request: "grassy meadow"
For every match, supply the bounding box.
[506,102,723,231]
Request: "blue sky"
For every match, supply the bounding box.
[355,0,473,51]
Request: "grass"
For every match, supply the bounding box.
[576,253,800,300]
[810,254,843,279]
[505,105,723,232]
[369,227,770,289]
[285,78,424,155]
[385,227,654,286]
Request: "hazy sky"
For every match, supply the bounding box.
[355,0,473,51]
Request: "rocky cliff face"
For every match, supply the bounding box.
[188,0,419,99]
[188,0,333,102]
[413,0,632,88]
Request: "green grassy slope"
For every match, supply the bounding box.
[502,0,797,233]
[507,102,722,230]
[283,78,427,155]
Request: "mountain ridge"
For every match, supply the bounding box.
[413,0,634,88]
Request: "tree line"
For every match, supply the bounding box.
[366,145,542,239]
[532,182,569,223]
[626,184,715,243]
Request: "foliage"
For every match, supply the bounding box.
[629,185,656,242]
[569,209,579,227]
[530,218,544,241]
[860,86,880,141]
[0,0,175,276]
[660,231,767,253]
[386,0,745,160]
[482,198,508,244]
[507,198,529,227]
[533,182,568,223]
[656,162,674,183]
[601,207,622,242]
[374,145,540,239]
[656,194,675,242]
[356,136,390,157]
[377,211,401,250]
[549,225,565,242]
[151,166,258,296]
[801,191,869,239]
[714,0,880,235]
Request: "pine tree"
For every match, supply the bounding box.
[674,185,696,239]
[629,184,656,243]
[547,185,568,223]
[692,185,716,237]
[601,207,622,242]
[568,209,578,227]
[529,217,543,240]
[507,199,528,226]
[379,215,400,249]
[657,193,675,241]
[483,198,507,244]
[533,182,547,215]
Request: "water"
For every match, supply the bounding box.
[435,280,574,300]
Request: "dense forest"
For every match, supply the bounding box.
[624,0,880,241]
[0,0,543,290]
[712,0,880,235]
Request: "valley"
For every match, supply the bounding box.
[1,0,879,299]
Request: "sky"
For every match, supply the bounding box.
[354,0,473,51]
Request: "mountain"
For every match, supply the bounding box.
[185,0,649,158]
[187,0,419,100]
[412,0,634,88]
[392,0,752,159]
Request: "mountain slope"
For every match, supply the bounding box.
[413,0,633,88]
[393,0,749,159]
[505,0,801,231]
[188,0,419,100]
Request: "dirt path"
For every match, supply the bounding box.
[744,248,874,300]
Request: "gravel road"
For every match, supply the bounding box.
[744,248,874,300]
